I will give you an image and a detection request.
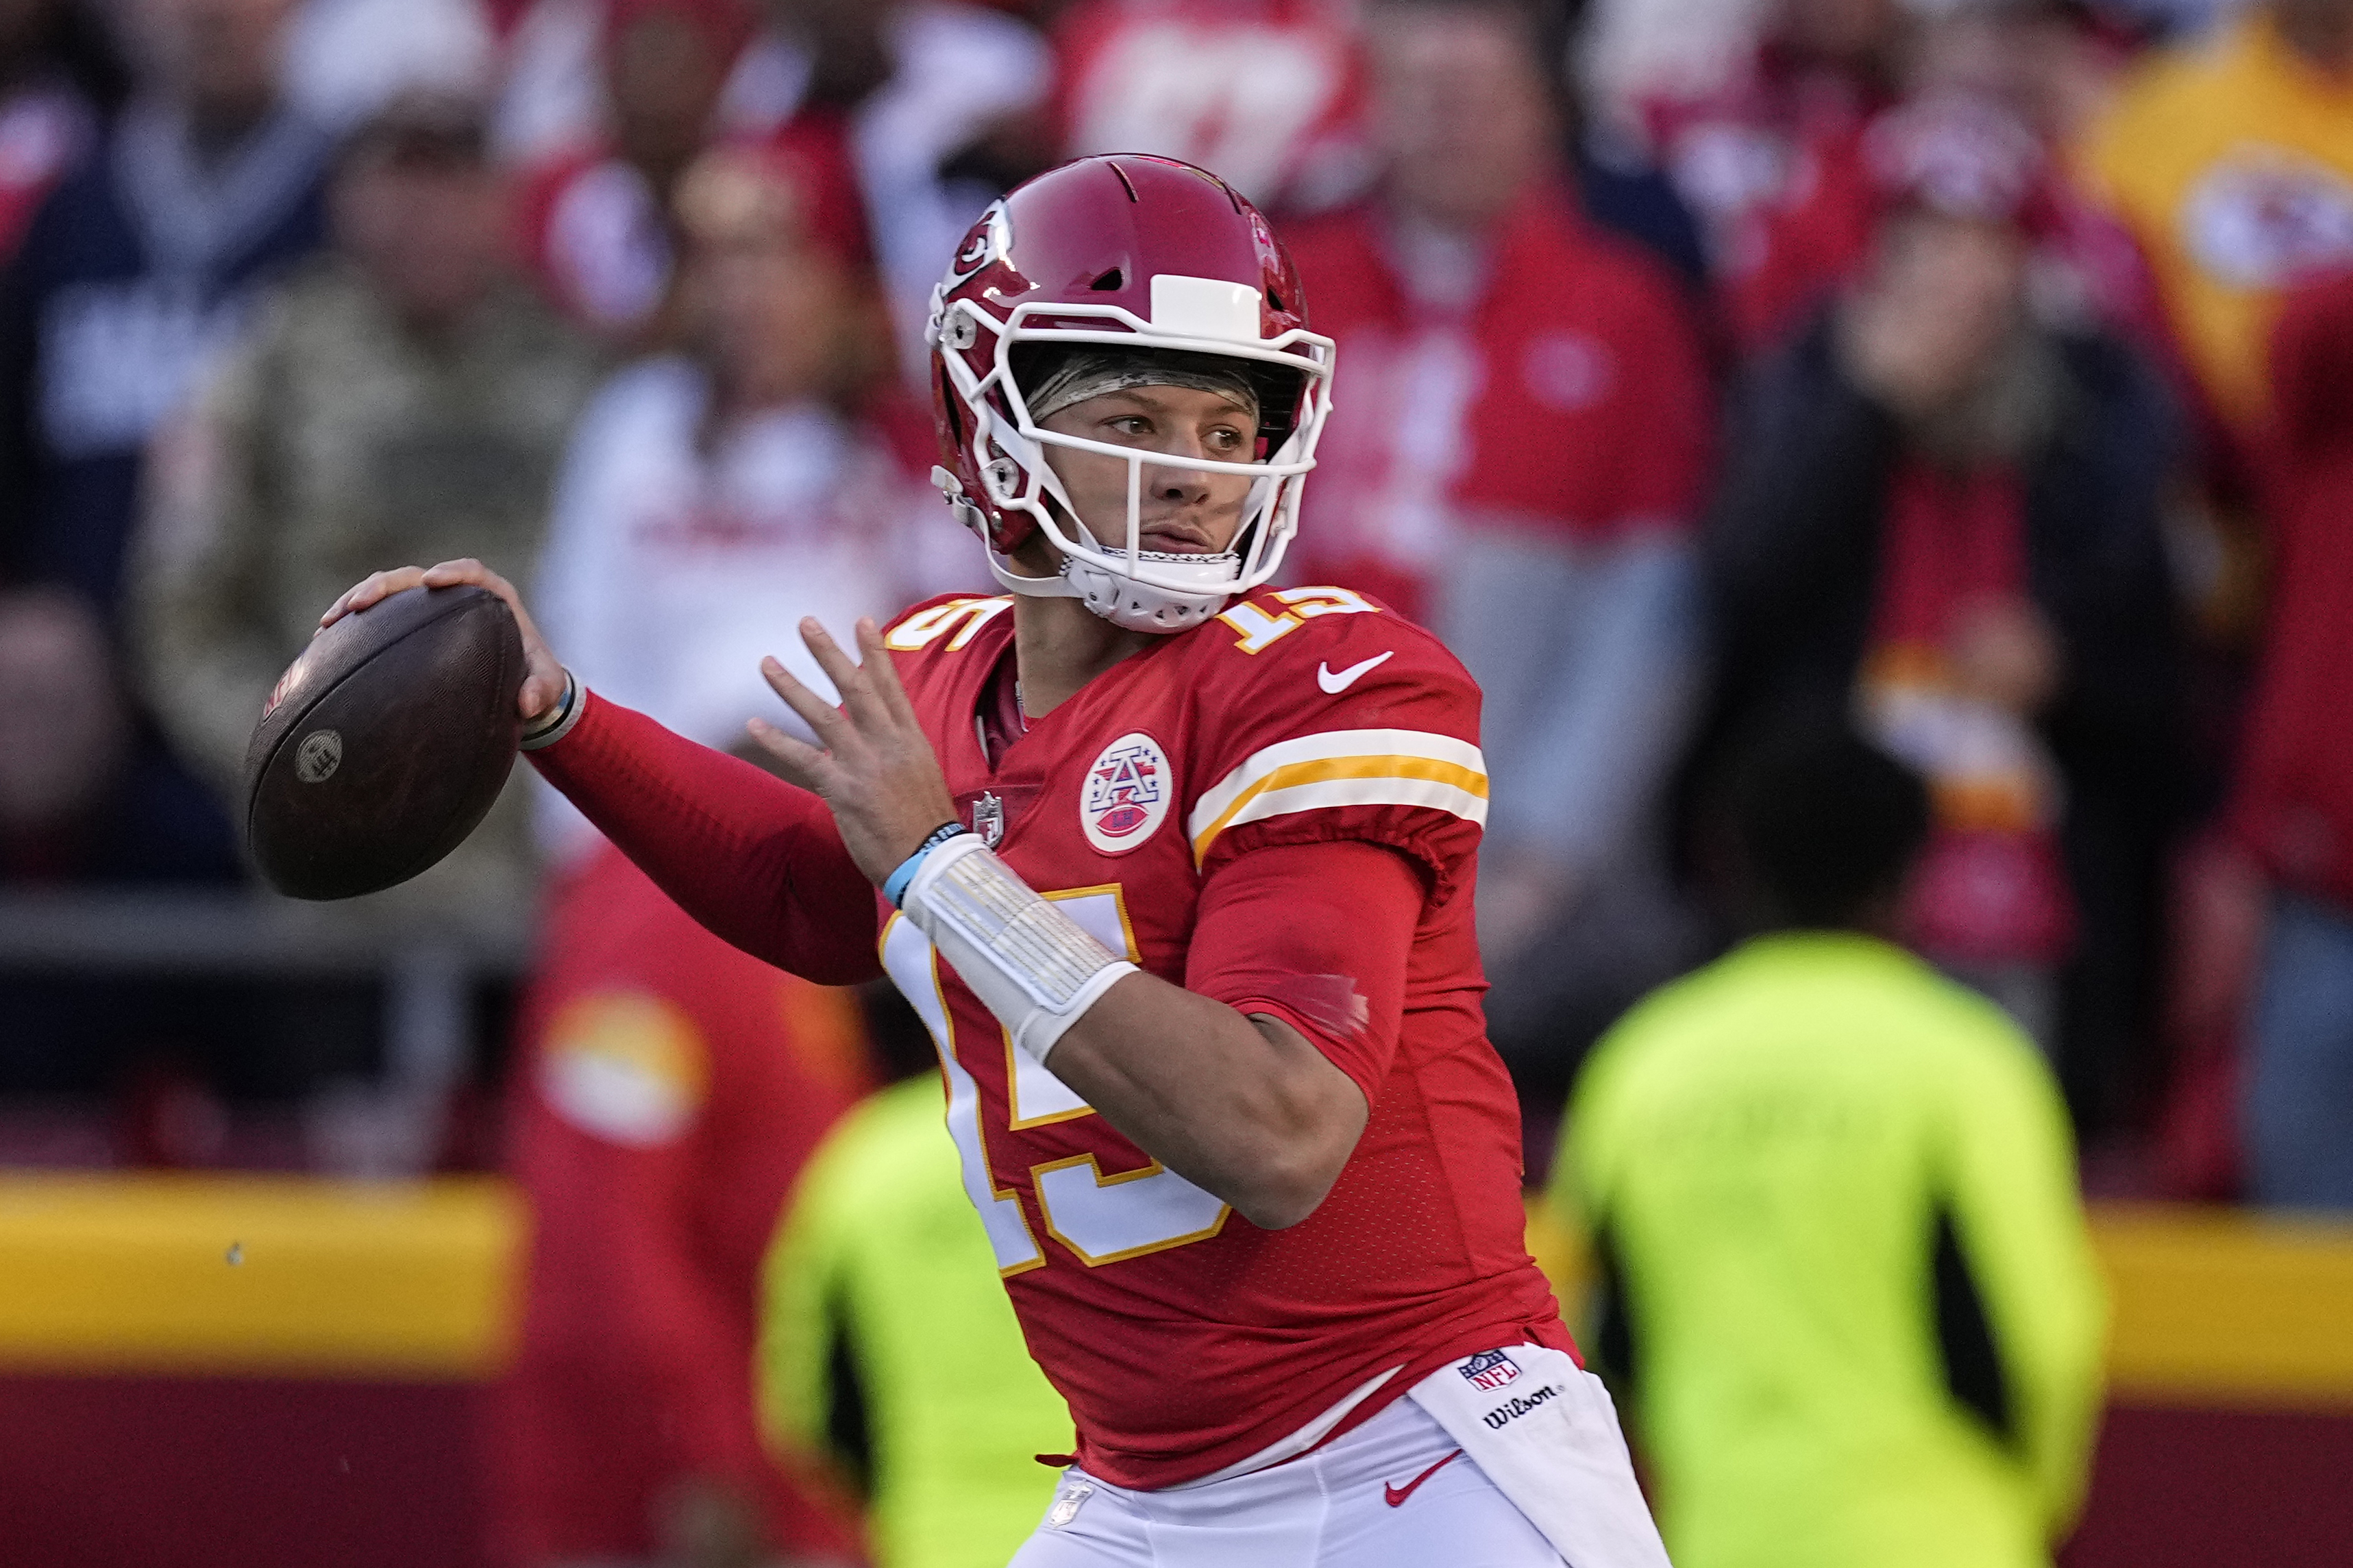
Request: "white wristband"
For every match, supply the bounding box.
[899,835,1137,1064]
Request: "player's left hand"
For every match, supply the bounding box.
[747,617,963,885]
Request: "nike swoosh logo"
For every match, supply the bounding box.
[1383,1448,1464,1507]
[1318,651,1394,694]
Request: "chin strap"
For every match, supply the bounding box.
[987,548,1235,632]
[1065,554,1235,632]
[985,548,1084,599]
[941,466,1238,635]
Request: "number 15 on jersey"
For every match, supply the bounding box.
[880,889,1231,1275]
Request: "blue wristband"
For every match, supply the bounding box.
[884,822,971,907]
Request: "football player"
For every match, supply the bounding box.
[324,154,1666,1567]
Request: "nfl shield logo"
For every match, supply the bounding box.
[1460,1349,1521,1392]
[972,791,1005,847]
[1080,732,1171,854]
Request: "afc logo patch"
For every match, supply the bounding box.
[1081,732,1170,854]
[1459,1349,1523,1392]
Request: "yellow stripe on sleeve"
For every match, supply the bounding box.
[1187,729,1489,864]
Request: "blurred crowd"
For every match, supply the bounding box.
[2,0,2352,1560]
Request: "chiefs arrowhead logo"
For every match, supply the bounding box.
[947,200,1011,282]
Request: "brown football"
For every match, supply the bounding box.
[244,584,525,900]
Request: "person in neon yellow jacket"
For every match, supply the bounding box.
[761,1062,1074,1568]
[1549,725,2107,1568]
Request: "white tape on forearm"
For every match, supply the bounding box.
[900,835,1137,1063]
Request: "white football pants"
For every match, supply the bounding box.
[1007,1397,1567,1568]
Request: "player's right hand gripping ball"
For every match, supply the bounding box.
[245,584,525,900]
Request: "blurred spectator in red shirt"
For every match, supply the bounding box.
[530,139,959,863]
[1050,0,1369,212]
[1903,3,2158,340]
[492,841,870,1568]
[812,0,1051,386]
[515,0,753,336]
[0,0,124,262]
[1640,0,2154,360]
[2229,268,2353,1208]
[1705,100,2182,1133]
[1050,0,1723,320]
[1283,0,1716,1137]
[513,0,867,344]
[1636,0,1909,353]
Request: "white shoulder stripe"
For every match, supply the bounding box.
[1186,728,1489,862]
[1208,775,1490,845]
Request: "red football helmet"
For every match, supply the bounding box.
[928,154,1335,632]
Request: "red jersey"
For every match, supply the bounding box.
[532,585,1568,1491]
[872,586,1564,1487]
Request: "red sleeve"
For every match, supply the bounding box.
[528,692,884,985]
[1184,838,1423,1107]
[1188,604,1488,907]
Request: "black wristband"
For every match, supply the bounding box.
[884,820,974,906]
